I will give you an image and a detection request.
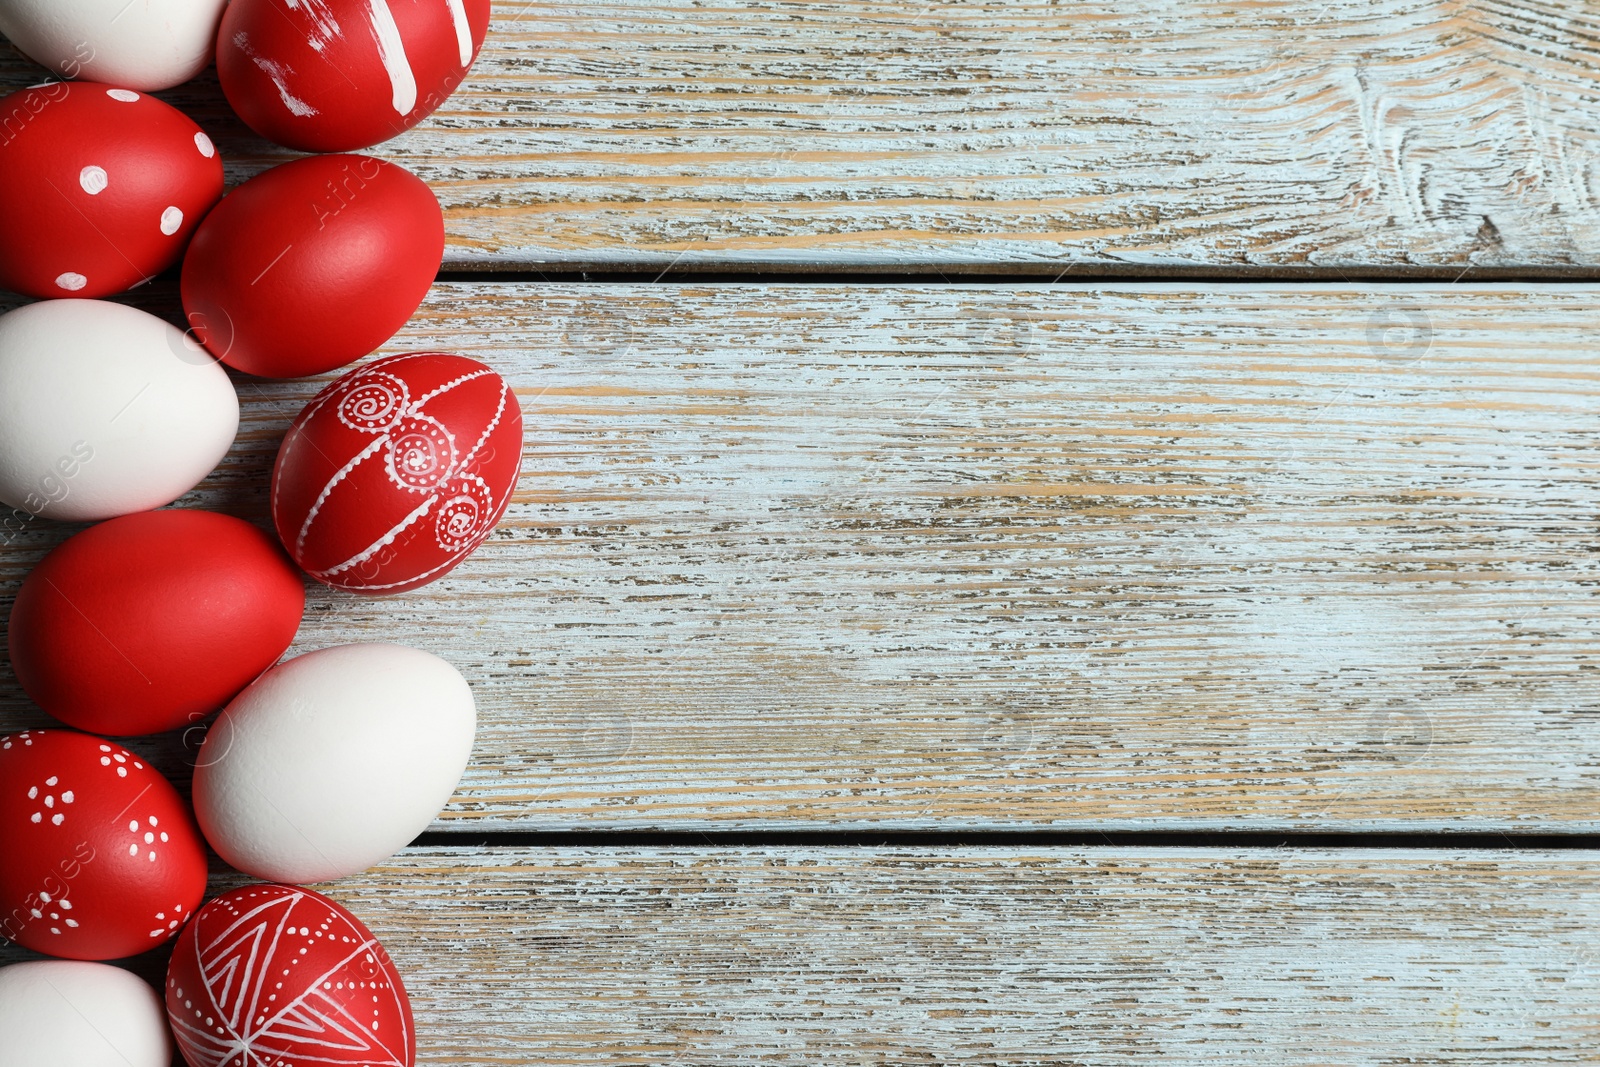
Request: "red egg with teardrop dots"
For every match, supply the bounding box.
[0,730,207,961]
[216,0,491,152]
[0,81,223,299]
[270,352,522,594]
[7,510,307,737]
[180,154,444,379]
[165,883,415,1067]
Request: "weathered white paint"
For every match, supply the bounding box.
[12,0,1595,270]
[1,282,1594,831]
[6,847,1591,1064]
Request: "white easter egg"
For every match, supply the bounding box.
[0,0,229,91]
[0,960,172,1067]
[0,299,238,521]
[193,643,476,883]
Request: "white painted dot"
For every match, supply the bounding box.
[64,919,77,928]
[61,792,73,803]
[44,777,56,787]
[144,832,154,844]
[106,88,139,102]
[98,745,110,752]
[194,131,214,158]
[27,787,36,799]
[128,820,139,832]
[39,893,50,904]
[116,767,126,777]
[55,272,86,291]
[160,205,183,235]
[51,814,63,825]
[43,795,53,808]
[79,165,107,195]
[159,832,169,842]
[113,754,125,763]
[100,756,112,766]
[60,900,71,911]
[128,844,138,856]
[30,812,40,823]
[149,816,158,827]
[147,851,156,861]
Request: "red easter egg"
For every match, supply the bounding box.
[271,352,521,594]
[216,0,491,152]
[0,81,223,299]
[165,883,415,1067]
[181,154,443,378]
[8,510,306,737]
[0,729,208,961]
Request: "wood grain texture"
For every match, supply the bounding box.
[5,0,1600,272]
[5,846,1597,1064]
[1,281,1597,830]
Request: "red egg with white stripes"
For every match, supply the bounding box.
[217,0,491,152]
[0,730,208,961]
[0,82,222,299]
[165,883,415,1067]
[271,352,521,594]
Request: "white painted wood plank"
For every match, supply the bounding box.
[4,847,1595,1064]
[5,0,1600,270]
[1,281,1595,829]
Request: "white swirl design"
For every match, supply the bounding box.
[336,373,410,431]
[384,414,457,491]
[433,475,493,551]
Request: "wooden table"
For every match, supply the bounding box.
[3,2,1599,1062]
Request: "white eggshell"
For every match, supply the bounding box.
[0,299,238,521]
[0,0,228,91]
[0,960,172,1067]
[193,642,476,883]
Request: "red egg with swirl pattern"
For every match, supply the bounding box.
[165,883,415,1067]
[270,352,522,594]
[0,729,208,961]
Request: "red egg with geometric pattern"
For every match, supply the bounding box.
[165,882,415,1067]
[0,729,208,960]
[270,352,522,595]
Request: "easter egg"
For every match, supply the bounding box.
[8,510,306,737]
[0,960,172,1067]
[0,729,208,960]
[166,883,414,1067]
[0,0,228,90]
[193,643,475,883]
[0,82,224,299]
[216,0,490,152]
[181,154,443,378]
[270,352,520,593]
[0,300,238,522]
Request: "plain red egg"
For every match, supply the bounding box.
[165,883,415,1067]
[0,729,208,961]
[271,352,522,594]
[0,81,223,299]
[180,154,443,378]
[216,0,491,152]
[7,510,306,736]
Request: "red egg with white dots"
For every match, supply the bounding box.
[165,883,415,1067]
[271,352,522,594]
[0,82,223,299]
[0,730,207,961]
[216,0,491,152]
